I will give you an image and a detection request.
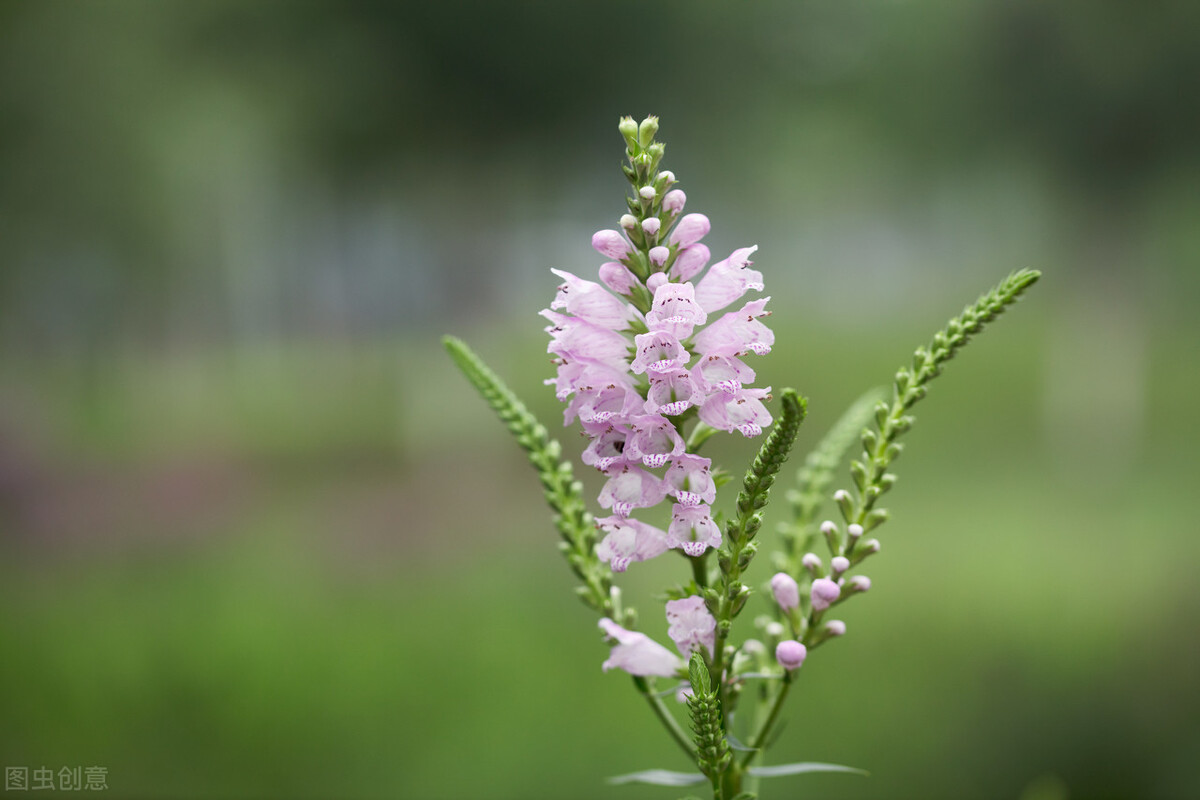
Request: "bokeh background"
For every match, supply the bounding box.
[2,1,1198,798]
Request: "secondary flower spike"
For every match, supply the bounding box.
[542,115,774,571]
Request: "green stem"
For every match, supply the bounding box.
[738,672,795,770]
[690,551,710,589]
[633,676,697,761]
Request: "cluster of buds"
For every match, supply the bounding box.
[543,116,775,573]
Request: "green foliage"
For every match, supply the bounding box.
[442,335,614,617]
[687,653,731,795]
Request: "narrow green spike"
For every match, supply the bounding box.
[845,269,1041,548]
[442,335,613,615]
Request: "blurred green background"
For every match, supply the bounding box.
[2,1,1198,798]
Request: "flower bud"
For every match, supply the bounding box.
[775,640,807,671]
[592,229,631,260]
[741,638,765,656]
[831,556,849,576]
[641,217,662,238]
[847,523,864,543]
[801,552,823,575]
[638,116,659,147]
[663,189,686,214]
[863,539,881,554]
[820,520,839,553]
[825,620,846,637]
[658,170,676,186]
[765,621,785,638]
[598,261,638,295]
[620,214,639,232]
[669,213,710,246]
[848,575,872,594]
[618,116,639,149]
[639,185,657,201]
[648,246,670,267]
[810,578,841,612]
[770,572,800,612]
[646,272,668,292]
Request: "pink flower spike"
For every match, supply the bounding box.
[664,454,716,506]
[595,516,670,572]
[667,503,721,556]
[670,243,710,282]
[592,229,631,260]
[811,578,841,612]
[669,213,711,247]
[642,217,662,238]
[770,572,800,612]
[665,596,717,657]
[775,640,807,671]
[624,414,685,468]
[663,189,686,215]
[694,245,764,314]
[598,261,639,295]
[598,618,681,677]
[631,331,690,375]
[648,246,670,267]
[598,465,667,517]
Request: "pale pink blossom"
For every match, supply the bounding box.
[667,503,722,556]
[698,386,773,438]
[694,246,764,314]
[598,618,681,677]
[630,331,690,375]
[663,454,716,507]
[644,369,703,416]
[692,297,775,358]
[598,465,667,517]
[549,269,633,330]
[665,596,716,657]
[595,516,671,572]
[646,281,707,340]
[624,414,686,468]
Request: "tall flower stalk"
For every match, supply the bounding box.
[445,116,1040,799]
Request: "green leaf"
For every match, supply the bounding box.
[606,769,707,786]
[747,762,869,778]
